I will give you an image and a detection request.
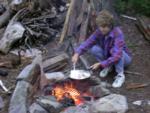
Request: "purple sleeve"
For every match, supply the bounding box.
[101,29,125,68]
[75,30,99,55]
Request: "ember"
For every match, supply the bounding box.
[52,82,84,105]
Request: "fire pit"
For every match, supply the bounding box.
[43,79,95,106]
[42,74,111,109]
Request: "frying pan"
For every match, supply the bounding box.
[69,64,91,80]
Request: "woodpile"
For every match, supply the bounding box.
[0,0,67,54]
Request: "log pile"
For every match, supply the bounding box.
[137,16,150,42]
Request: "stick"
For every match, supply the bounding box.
[121,14,137,21]
[126,83,149,90]
[0,80,9,92]
[125,71,143,76]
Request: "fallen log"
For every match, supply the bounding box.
[136,16,150,42]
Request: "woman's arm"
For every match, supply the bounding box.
[75,29,100,55]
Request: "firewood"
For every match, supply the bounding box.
[136,16,150,42]
[42,53,69,72]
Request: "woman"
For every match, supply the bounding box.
[72,10,132,88]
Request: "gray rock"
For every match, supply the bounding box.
[29,103,48,113]
[133,100,150,106]
[89,94,128,113]
[0,96,4,109]
[17,54,42,83]
[44,72,66,82]
[0,22,25,54]
[88,85,110,98]
[9,81,30,113]
[17,64,41,84]
[36,96,63,113]
[60,105,90,113]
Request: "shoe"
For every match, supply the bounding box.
[112,73,125,88]
[99,67,112,78]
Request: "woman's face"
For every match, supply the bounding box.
[99,26,111,35]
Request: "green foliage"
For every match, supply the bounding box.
[114,0,150,16]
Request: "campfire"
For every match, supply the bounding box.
[52,82,83,105]
[49,80,93,106]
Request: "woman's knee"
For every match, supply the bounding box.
[90,45,103,55]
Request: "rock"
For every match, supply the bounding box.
[59,6,66,12]
[0,68,8,76]
[36,96,63,113]
[44,72,66,83]
[9,81,30,113]
[133,100,142,106]
[133,100,150,106]
[29,103,48,113]
[88,84,110,98]
[11,48,42,58]
[60,105,90,113]
[17,54,42,84]
[17,63,41,84]
[89,94,128,113]
[0,22,25,54]
[0,96,4,109]
[0,4,6,15]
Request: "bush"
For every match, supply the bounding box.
[114,0,150,17]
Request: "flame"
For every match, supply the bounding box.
[52,83,83,105]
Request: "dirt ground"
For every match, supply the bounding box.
[111,18,150,113]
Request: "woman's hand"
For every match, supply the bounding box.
[90,62,101,70]
[72,53,79,64]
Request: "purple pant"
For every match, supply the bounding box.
[90,45,132,74]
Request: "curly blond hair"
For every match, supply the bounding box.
[96,10,114,27]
